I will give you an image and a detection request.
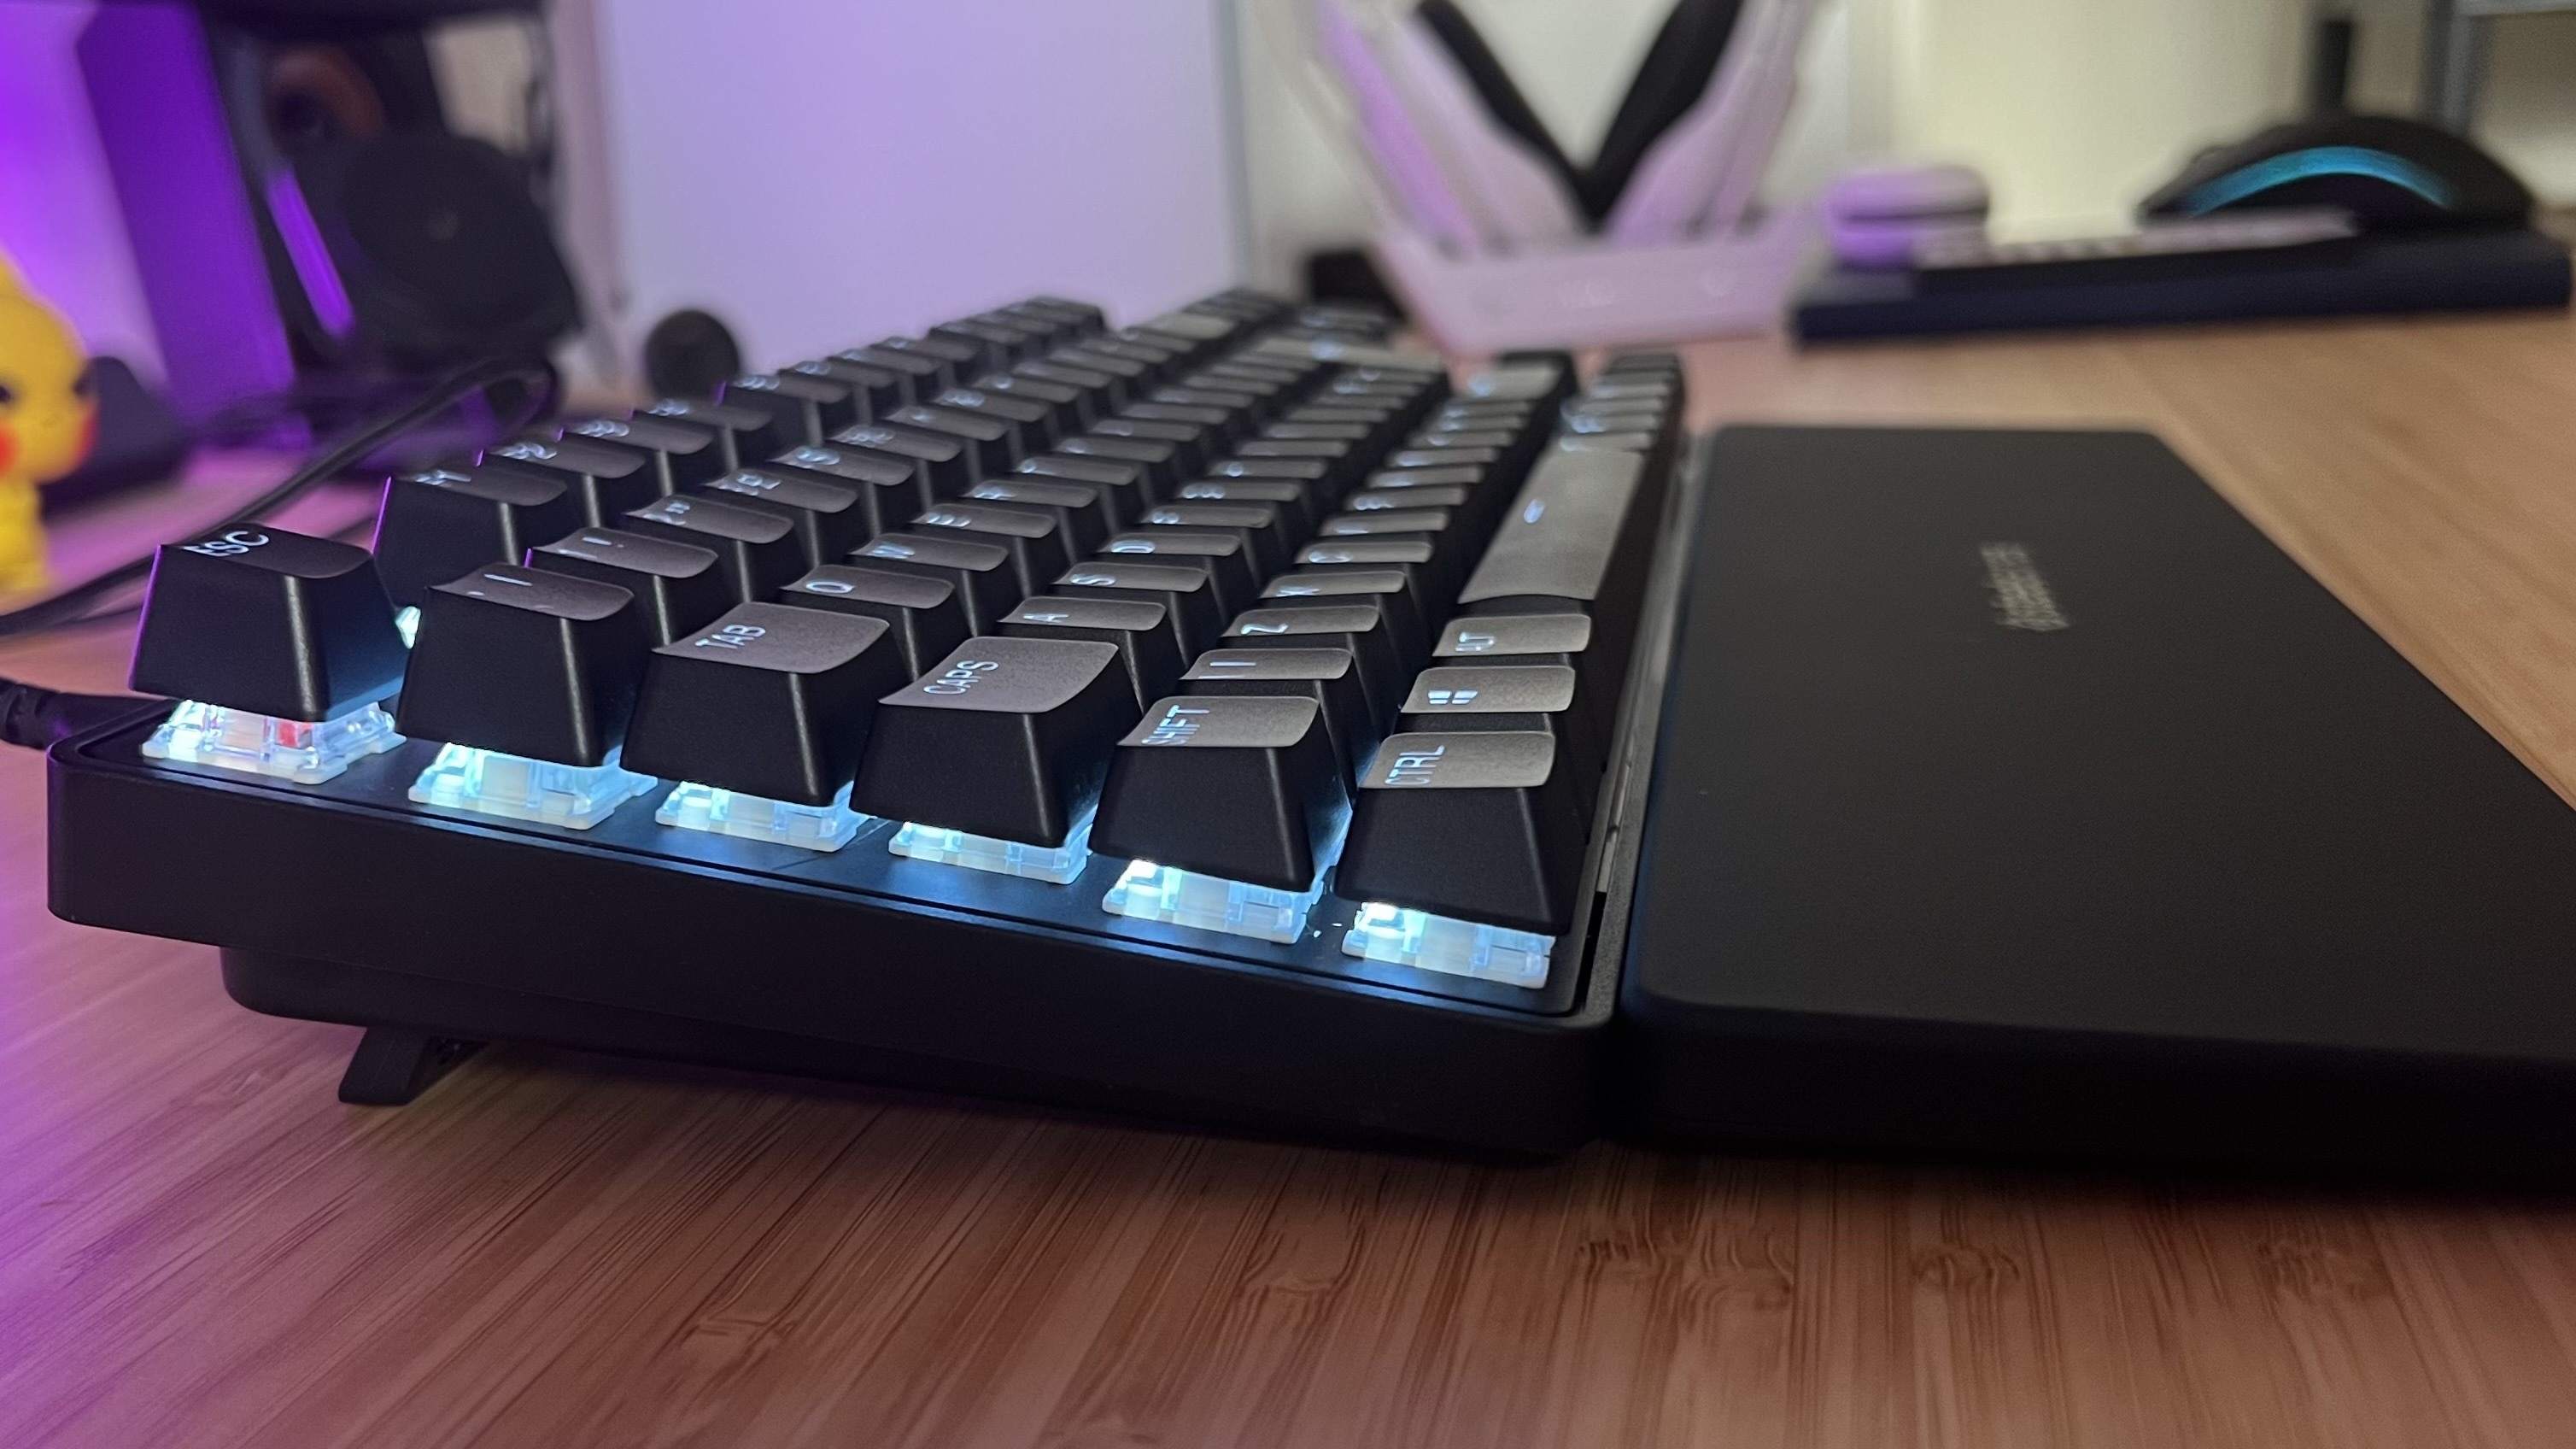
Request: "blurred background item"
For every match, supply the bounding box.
[4,0,2573,408]
[0,249,99,595]
[1822,162,1989,268]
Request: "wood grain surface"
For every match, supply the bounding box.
[10,313,2576,1448]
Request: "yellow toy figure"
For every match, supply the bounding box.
[0,249,98,596]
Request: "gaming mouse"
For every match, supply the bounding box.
[2140,114,2532,230]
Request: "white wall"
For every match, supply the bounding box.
[1877,0,2308,234]
[588,0,1246,369]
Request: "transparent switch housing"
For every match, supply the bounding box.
[142,700,403,785]
[657,781,873,852]
[1102,860,1330,944]
[1341,902,1554,988]
[409,743,655,830]
[890,811,1094,884]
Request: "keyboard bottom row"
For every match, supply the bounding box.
[56,713,1636,1153]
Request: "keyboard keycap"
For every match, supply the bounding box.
[770,442,933,526]
[1263,420,1369,443]
[1124,399,1236,444]
[1461,358,1571,405]
[966,477,1114,555]
[1099,529,1261,612]
[832,421,975,500]
[776,562,971,676]
[622,601,908,808]
[1018,355,1125,414]
[1221,603,1404,721]
[484,437,659,524]
[928,319,1027,373]
[1207,455,1335,505]
[833,344,945,404]
[624,493,805,603]
[1396,663,1600,809]
[789,356,905,420]
[1411,427,1517,452]
[1137,500,1293,575]
[1458,447,1647,611]
[1336,730,1589,936]
[852,635,1139,852]
[870,334,979,391]
[850,531,1020,631]
[1048,343,1148,408]
[1088,417,1207,478]
[395,563,651,767]
[1008,295,1106,334]
[1436,609,1589,659]
[372,466,583,609]
[565,415,726,492]
[1017,452,1145,524]
[1052,559,1227,659]
[1346,484,1470,513]
[529,527,730,645]
[955,376,1074,443]
[890,403,1016,479]
[130,526,407,723]
[1260,567,1430,673]
[1093,695,1346,892]
[1057,433,1180,497]
[1180,646,1375,783]
[914,501,1070,597]
[1387,446,1497,471]
[641,396,784,470]
[720,371,858,445]
[710,466,890,560]
[1174,477,1316,535]
[1001,595,1182,713]
[1292,536,1447,612]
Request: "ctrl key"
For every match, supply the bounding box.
[852,636,1139,883]
[1333,731,1588,988]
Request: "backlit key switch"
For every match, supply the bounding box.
[852,636,1140,882]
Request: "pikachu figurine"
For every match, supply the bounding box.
[0,249,98,596]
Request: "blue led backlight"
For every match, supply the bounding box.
[1102,860,1329,943]
[1342,903,1554,988]
[658,782,872,852]
[890,811,1093,884]
[409,744,653,829]
[394,606,421,648]
[143,700,401,784]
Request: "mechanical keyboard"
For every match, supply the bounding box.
[47,290,1691,1154]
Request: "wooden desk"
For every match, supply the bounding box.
[10,314,2576,1449]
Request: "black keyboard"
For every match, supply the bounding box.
[49,291,1692,1154]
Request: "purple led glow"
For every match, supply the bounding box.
[264,168,354,337]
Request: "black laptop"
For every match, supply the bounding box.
[1625,426,2576,1176]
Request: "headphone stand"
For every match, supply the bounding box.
[1373,206,1814,355]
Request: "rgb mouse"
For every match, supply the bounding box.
[2140,114,2532,231]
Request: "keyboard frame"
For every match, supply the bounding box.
[45,437,1704,1157]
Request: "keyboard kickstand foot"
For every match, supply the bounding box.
[337,1028,485,1106]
